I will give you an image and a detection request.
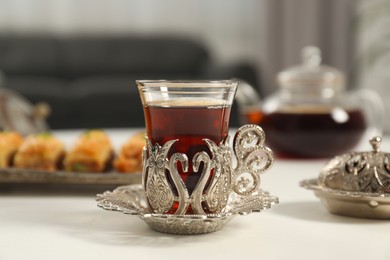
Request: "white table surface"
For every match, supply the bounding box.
[0,128,389,260]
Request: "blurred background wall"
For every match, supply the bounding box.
[353,0,390,132]
[0,0,266,74]
[3,0,388,130]
[263,0,356,94]
[0,0,359,95]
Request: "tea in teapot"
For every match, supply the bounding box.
[240,46,383,158]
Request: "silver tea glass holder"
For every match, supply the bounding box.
[97,125,278,235]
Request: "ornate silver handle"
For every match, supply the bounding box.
[233,124,274,196]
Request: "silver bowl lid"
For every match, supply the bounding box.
[319,136,390,195]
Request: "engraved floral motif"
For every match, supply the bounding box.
[321,140,390,194]
[143,139,177,213]
[203,138,232,213]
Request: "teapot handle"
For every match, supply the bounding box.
[234,80,262,125]
[355,88,385,136]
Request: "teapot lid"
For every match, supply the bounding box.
[277,46,345,94]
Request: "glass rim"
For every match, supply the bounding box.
[136,79,239,89]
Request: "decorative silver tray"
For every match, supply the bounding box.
[96,184,278,235]
[300,178,390,219]
[0,167,141,186]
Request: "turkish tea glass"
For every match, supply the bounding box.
[137,80,238,215]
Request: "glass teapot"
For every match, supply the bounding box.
[238,46,384,158]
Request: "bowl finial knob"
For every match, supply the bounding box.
[369,136,382,153]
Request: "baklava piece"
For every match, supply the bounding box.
[114,132,145,173]
[14,133,65,171]
[64,130,113,173]
[0,131,23,168]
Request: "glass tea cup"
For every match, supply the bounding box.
[137,80,238,215]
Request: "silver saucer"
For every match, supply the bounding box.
[300,179,390,219]
[96,184,278,235]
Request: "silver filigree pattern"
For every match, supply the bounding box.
[143,124,274,215]
[319,137,390,194]
[203,138,232,213]
[232,124,274,195]
[143,139,177,213]
[96,184,279,234]
[97,124,278,234]
[190,151,212,214]
[143,137,235,215]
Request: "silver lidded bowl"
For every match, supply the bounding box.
[301,136,390,219]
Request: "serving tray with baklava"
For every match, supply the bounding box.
[0,130,143,187]
[0,168,141,185]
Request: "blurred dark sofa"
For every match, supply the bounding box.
[0,35,260,129]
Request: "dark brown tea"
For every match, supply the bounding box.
[144,100,231,213]
[245,107,367,158]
